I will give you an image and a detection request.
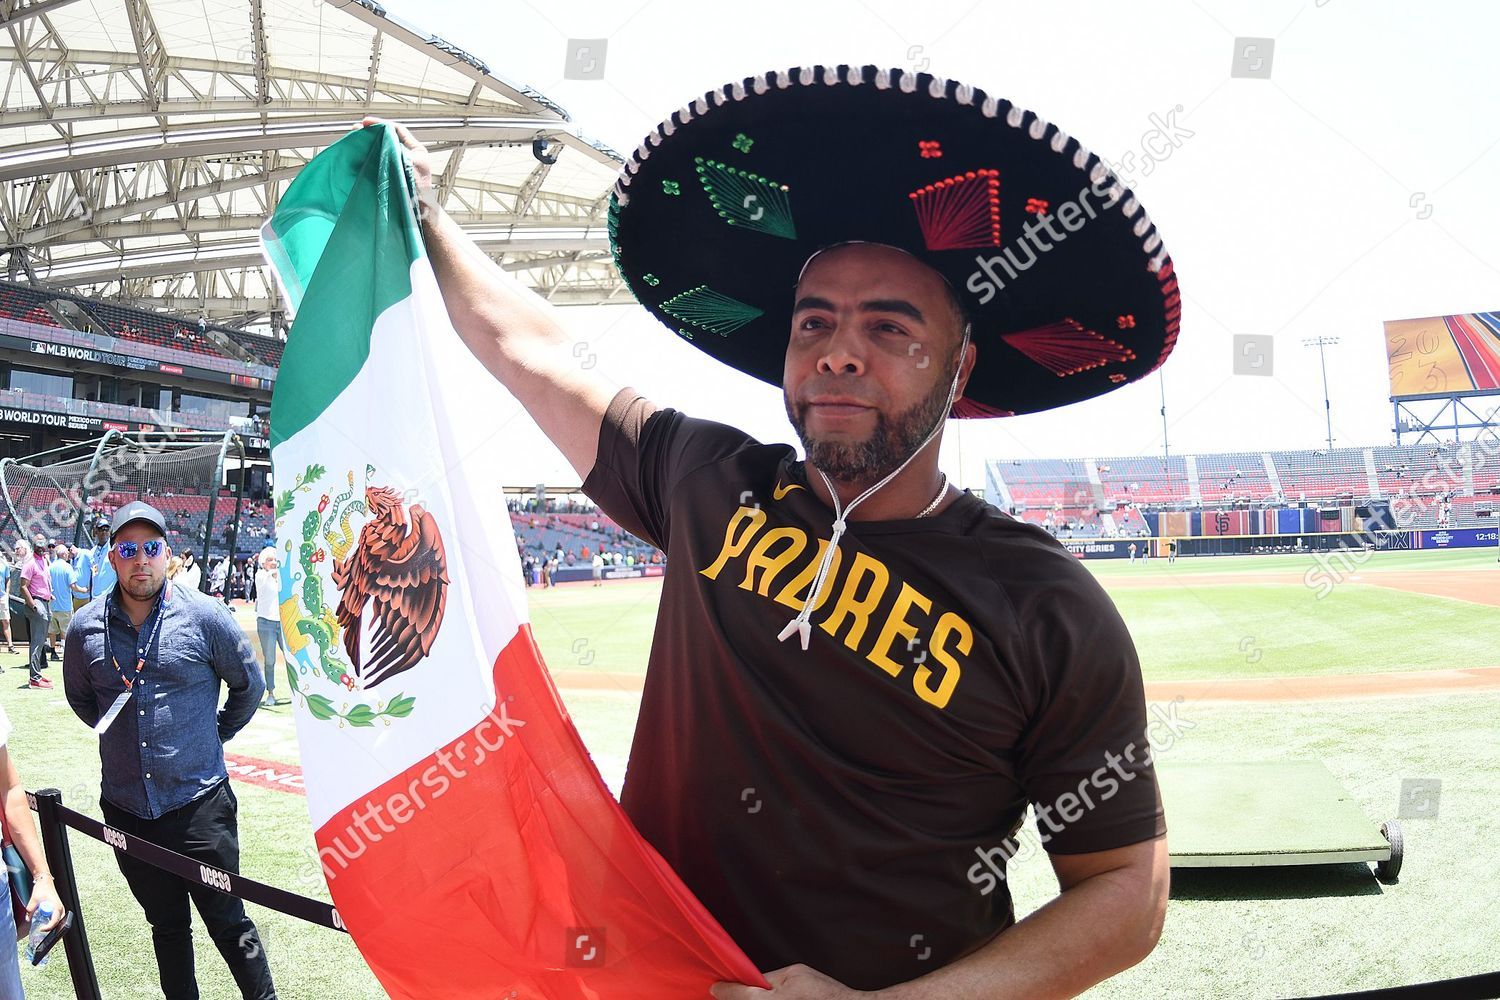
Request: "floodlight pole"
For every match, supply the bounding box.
[1159,371,1170,467]
[1303,336,1339,451]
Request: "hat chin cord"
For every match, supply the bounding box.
[776,326,971,651]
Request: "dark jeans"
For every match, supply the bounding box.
[24,605,47,683]
[101,781,277,1000]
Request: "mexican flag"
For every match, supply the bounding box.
[262,124,765,998]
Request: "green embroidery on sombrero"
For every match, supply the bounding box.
[662,180,682,195]
[661,285,765,336]
[606,193,626,281]
[732,132,754,153]
[642,273,660,286]
[694,157,796,240]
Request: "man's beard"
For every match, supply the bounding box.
[121,577,164,603]
[786,361,956,489]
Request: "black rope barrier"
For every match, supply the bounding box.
[25,789,1500,999]
[1307,971,1500,999]
[28,785,347,1000]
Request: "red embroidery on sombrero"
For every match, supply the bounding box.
[1001,319,1137,377]
[908,169,1001,251]
[1024,198,1049,214]
[1147,258,1181,374]
[950,396,1014,418]
[918,140,943,159]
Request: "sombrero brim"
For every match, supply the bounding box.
[607,64,1180,418]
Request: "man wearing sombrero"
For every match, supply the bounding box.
[377,62,1175,997]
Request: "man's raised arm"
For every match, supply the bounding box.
[369,119,623,482]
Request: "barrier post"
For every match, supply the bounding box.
[32,788,102,1000]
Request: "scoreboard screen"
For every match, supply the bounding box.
[1384,312,1500,399]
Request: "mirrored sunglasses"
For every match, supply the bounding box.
[114,540,165,559]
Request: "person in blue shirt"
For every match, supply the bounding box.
[0,554,15,655]
[47,545,77,660]
[73,516,117,608]
[71,540,93,611]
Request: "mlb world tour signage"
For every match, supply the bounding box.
[0,402,163,435]
[0,331,274,390]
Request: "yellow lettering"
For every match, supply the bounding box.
[773,538,843,612]
[917,611,970,709]
[699,506,768,581]
[739,527,809,595]
[867,583,933,678]
[818,552,891,652]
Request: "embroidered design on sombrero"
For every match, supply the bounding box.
[661,285,764,336]
[918,140,942,158]
[732,132,754,153]
[694,157,796,240]
[908,169,1000,251]
[1151,259,1182,374]
[1001,319,1136,377]
[606,193,626,283]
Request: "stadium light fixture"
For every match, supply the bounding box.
[1302,336,1340,451]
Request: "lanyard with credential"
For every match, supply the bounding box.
[93,583,170,735]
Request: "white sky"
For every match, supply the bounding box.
[389,0,1500,490]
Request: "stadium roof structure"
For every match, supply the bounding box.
[0,0,630,332]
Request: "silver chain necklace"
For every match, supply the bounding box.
[915,472,948,518]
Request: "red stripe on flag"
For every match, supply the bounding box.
[313,624,767,999]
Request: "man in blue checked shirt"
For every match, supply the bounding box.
[62,501,274,1000]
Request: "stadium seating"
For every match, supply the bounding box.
[224,329,286,367]
[1194,451,1275,503]
[0,284,63,328]
[0,279,281,372]
[1270,447,1368,500]
[510,511,662,566]
[81,301,234,361]
[995,457,1093,508]
[1095,454,1191,503]
[988,440,1500,533]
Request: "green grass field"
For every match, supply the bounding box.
[6,546,1495,998]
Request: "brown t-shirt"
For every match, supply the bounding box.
[581,388,1165,990]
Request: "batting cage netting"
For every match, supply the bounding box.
[0,430,249,577]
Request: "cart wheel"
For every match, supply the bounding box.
[1375,819,1403,883]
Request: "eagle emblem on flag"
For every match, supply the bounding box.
[333,484,449,688]
[276,463,441,727]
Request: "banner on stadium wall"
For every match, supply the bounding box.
[551,564,665,584]
[1415,527,1499,549]
[1061,539,1134,559]
[1202,510,1248,536]
[263,125,765,999]
[1159,511,1190,538]
[1276,508,1303,534]
[0,403,171,436]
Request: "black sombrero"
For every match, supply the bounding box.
[607,65,1181,418]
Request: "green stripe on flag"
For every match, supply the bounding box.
[263,124,425,447]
